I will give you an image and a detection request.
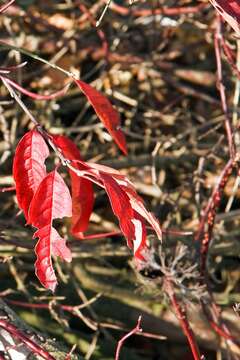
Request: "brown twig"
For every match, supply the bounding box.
[214,15,235,158]
[78,2,109,62]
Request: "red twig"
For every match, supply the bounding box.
[107,2,207,17]
[164,278,202,360]
[5,298,97,313]
[4,299,165,341]
[194,154,240,348]
[220,36,240,80]
[0,186,15,193]
[201,301,239,343]
[0,0,15,14]
[214,15,235,158]
[0,319,55,360]
[1,76,69,100]
[74,230,121,240]
[115,316,142,360]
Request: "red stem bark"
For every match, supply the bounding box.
[164,278,203,360]
[115,316,142,360]
[0,319,55,360]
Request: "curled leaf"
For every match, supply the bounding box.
[68,161,162,259]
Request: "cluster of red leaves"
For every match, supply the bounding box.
[13,82,161,292]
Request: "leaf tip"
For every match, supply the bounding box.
[48,281,57,293]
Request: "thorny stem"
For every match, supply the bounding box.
[0,319,55,360]
[214,15,235,158]
[164,278,203,360]
[115,316,142,360]
[194,154,240,349]
[195,156,239,275]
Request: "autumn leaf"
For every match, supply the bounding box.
[67,161,162,259]
[28,169,72,291]
[101,173,135,243]
[74,79,127,155]
[101,172,148,260]
[13,130,49,221]
[78,161,162,244]
[53,135,94,234]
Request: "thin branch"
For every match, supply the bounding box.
[0,186,15,193]
[78,2,108,60]
[0,0,15,14]
[194,154,240,275]
[0,42,75,79]
[0,319,55,360]
[214,15,235,158]
[164,278,203,360]
[103,1,207,17]
[115,316,142,360]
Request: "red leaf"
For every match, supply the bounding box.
[96,172,150,259]
[100,172,160,259]
[53,135,94,234]
[74,79,127,155]
[131,212,147,260]
[66,160,162,257]
[122,185,162,242]
[13,130,49,221]
[100,172,136,246]
[84,162,162,243]
[28,169,72,291]
[209,0,240,33]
